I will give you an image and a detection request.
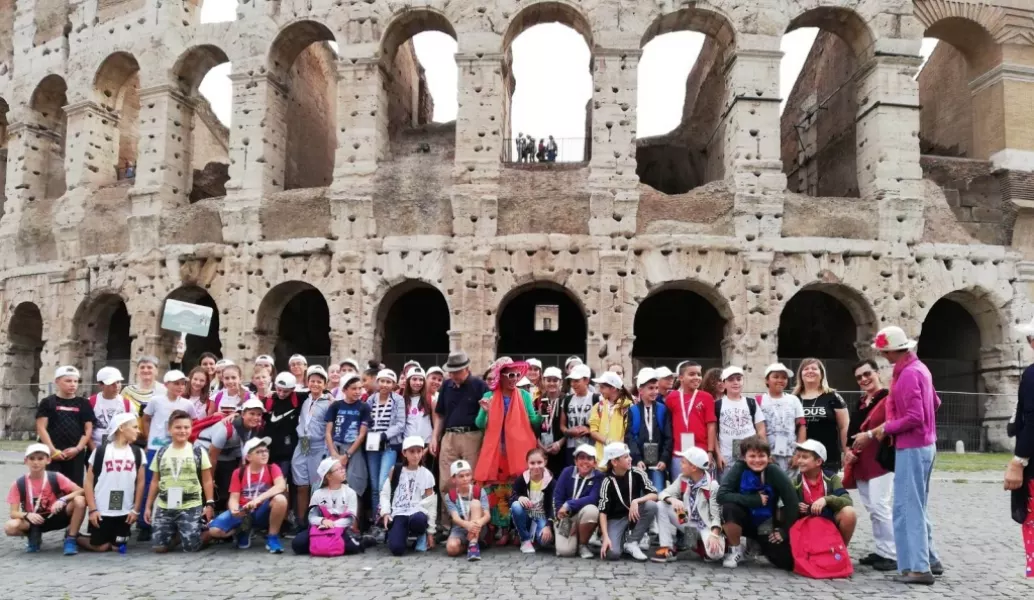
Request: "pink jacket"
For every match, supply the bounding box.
[884,353,941,449]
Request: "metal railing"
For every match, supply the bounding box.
[503,137,587,163]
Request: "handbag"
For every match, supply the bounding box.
[875,438,895,472]
[309,506,347,557]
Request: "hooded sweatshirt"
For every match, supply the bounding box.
[509,468,555,521]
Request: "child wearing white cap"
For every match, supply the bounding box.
[792,440,856,544]
[759,363,806,471]
[715,366,766,474]
[4,443,87,555]
[291,458,362,556]
[553,444,604,558]
[597,442,658,561]
[366,369,406,535]
[443,459,490,561]
[380,436,437,555]
[206,437,289,553]
[196,397,266,512]
[81,413,146,553]
[652,447,724,563]
[89,366,129,450]
[288,355,309,393]
[291,365,333,527]
[560,364,599,467]
[36,366,94,487]
[538,366,566,476]
[589,372,634,461]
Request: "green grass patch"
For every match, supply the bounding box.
[0,440,32,453]
[936,452,1010,472]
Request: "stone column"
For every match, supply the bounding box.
[223,71,287,242]
[0,116,54,267]
[452,53,505,237]
[128,84,195,252]
[854,54,925,243]
[738,251,777,389]
[597,250,633,375]
[328,58,386,241]
[722,44,786,242]
[969,58,1034,170]
[588,49,640,237]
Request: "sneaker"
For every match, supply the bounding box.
[872,557,898,571]
[265,534,284,554]
[236,530,251,550]
[859,552,880,566]
[651,547,677,563]
[930,561,945,576]
[578,544,594,559]
[25,541,40,553]
[623,541,648,561]
[723,544,744,568]
[63,536,78,556]
[893,572,935,585]
[588,530,602,548]
[520,540,536,554]
[136,528,151,543]
[414,534,428,552]
[372,526,387,545]
[467,542,481,561]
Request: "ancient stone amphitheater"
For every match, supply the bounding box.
[0,0,1032,447]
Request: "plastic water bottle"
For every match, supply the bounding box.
[116,536,127,554]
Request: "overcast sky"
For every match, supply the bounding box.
[199,3,937,143]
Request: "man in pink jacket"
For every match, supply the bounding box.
[868,326,944,585]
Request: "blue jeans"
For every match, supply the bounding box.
[648,467,665,491]
[510,501,549,544]
[137,448,157,531]
[893,444,940,573]
[208,499,272,533]
[386,512,429,556]
[366,446,398,519]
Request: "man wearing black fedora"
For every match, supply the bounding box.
[431,351,490,530]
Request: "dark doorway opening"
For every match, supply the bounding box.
[380,284,450,371]
[105,302,132,364]
[632,289,725,370]
[275,288,331,367]
[918,298,980,393]
[497,285,586,368]
[778,290,858,390]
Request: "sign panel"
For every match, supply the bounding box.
[161,299,214,337]
[534,304,559,331]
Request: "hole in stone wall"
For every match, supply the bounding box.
[256,282,331,368]
[3,303,43,434]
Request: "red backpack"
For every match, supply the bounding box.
[790,516,853,579]
[89,393,132,413]
[189,414,235,443]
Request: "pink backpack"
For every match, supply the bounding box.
[790,516,853,579]
[308,505,347,557]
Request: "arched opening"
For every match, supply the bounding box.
[376,281,450,370]
[30,75,68,200]
[0,97,8,216]
[777,285,874,391]
[256,282,331,368]
[73,293,132,384]
[502,2,593,163]
[635,8,736,194]
[161,286,222,369]
[496,282,586,367]
[780,8,875,199]
[94,52,141,184]
[3,302,44,434]
[268,21,338,190]
[172,45,232,202]
[632,286,727,370]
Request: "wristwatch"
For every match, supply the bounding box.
[1012,456,1030,468]
[344,450,353,459]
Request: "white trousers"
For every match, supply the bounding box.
[656,502,725,560]
[857,471,896,559]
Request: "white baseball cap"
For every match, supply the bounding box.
[341,358,360,371]
[602,442,630,464]
[24,443,51,458]
[54,365,80,380]
[526,358,543,369]
[274,372,297,389]
[340,373,361,389]
[402,435,426,451]
[517,377,532,387]
[215,359,234,369]
[654,366,674,379]
[636,367,658,388]
[796,439,828,462]
[542,366,563,380]
[407,367,426,380]
[720,365,745,381]
[764,363,794,378]
[243,436,272,455]
[306,365,328,380]
[675,446,710,470]
[592,371,623,389]
[255,355,275,367]
[240,398,265,412]
[96,366,124,386]
[426,366,444,377]
[289,354,308,365]
[316,457,340,487]
[566,364,591,380]
[450,459,472,477]
[565,356,583,368]
[377,369,398,383]
[163,369,188,383]
[573,444,597,459]
[107,412,138,440]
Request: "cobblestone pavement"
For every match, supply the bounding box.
[0,464,1028,600]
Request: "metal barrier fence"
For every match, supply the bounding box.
[503,137,587,163]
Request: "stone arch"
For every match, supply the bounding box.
[777,282,878,391]
[632,280,733,369]
[2,302,44,436]
[374,279,451,370]
[267,20,338,191]
[160,285,222,369]
[29,74,69,200]
[502,0,594,51]
[380,8,457,62]
[172,44,232,202]
[94,52,142,183]
[255,281,331,368]
[72,291,131,383]
[640,6,736,52]
[496,280,588,367]
[785,5,875,59]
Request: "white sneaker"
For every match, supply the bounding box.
[578,544,594,559]
[520,541,536,554]
[623,541,648,561]
[723,544,744,568]
[588,530,602,548]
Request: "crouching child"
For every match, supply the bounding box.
[5,443,87,555]
[652,446,724,563]
[380,436,437,556]
[445,460,490,561]
[793,440,856,543]
[81,413,146,552]
[598,442,658,561]
[552,444,603,559]
[206,437,289,553]
[291,458,363,555]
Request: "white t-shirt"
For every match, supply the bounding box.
[404,397,433,442]
[390,466,435,517]
[91,395,130,447]
[309,485,359,526]
[718,396,766,462]
[88,443,146,516]
[143,396,198,450]
[760,393,805,457]
[215,390,248,413]
[565,393,595,448]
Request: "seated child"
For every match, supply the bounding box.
[291,458,363,555]
[444,460,490,561]
[510,448,555,554]
[5,443,87,554]
[552,444,603,559]
[81,413,146,552]
[652,446,724,563]
[206,437,289,553]
[598,442,658,561]
[793,439,856,543]
[717,435,798,570]
[144,410,215,553]
[379,436,437,556]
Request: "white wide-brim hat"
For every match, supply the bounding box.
[872,326,917,351]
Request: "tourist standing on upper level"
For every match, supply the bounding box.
[546,136,558,162]
[868,326,945,585]
[515,134,526,163]
[793,359,849,475]
[37,366,94,487]
[1007,318,1034,578]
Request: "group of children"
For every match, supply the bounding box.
[5,353,867,575]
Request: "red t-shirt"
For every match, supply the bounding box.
[228,464,283,503]
[6,472,77,514]
[801,474,826,505]
[665,389,716,453]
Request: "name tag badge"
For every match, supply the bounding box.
[167,487,184,509]
[108,490,124,512]
[300,437,311,454]
[365,431,383,452]
[540,431,554,447]
[680,433,695,452]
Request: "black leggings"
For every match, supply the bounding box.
[721,503,794,571]
[291,526,365,555]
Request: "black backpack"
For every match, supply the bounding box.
[16,472,59,513]
[388,461,405,507]
[92,440,145,481]
[715,396,758,422]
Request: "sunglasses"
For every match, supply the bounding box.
[855,371,874,381]
[502,371,521,380]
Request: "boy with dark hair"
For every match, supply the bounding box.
[717,434,798,570]
[793,440,856,543]
[36,366,95,486]
[4,443,87,554]
[553,444,603,558]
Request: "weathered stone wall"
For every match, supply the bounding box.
[96,0,145,24]
[284,43,336,190]
[497,166,591,236]
[32,0,68,47]
[0,0,13,75]
[374,124,454,237]
[189,97,230,173]
[386,40,434,139]
[919,42,973,157]
[921,155,1014,246]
